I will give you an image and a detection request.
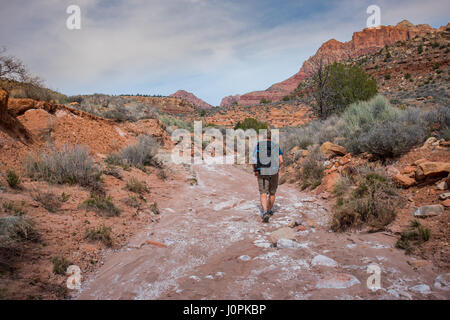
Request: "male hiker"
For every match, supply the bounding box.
[252,129,283,223]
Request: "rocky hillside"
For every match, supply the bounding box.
[169,90,212,109]
[124,95,197,114]
[225,21,449,106]
[186,101,313,128]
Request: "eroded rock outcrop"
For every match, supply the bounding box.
[0,89,31,142]
[234,21,445,105]
[169,90,212,109]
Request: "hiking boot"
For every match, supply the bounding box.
[262,212,270,223]
[267,209,274,216]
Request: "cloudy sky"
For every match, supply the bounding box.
[1,0,448,105]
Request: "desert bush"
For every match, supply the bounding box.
[125,177,149,194]
[358,121,425,158]
[52,256,70,275]
[111,135,160,169]
[149,202,160,215]
[82,194,120,217]
[72,94,157,122]
[158,114,193,132]
[102,165,123,179]
[0,214,39,245]
[396,220,431,254]
[2,201,27,216]
[6,170,20,189]
[298,146,325,190]
[25,144,103,192]
[33,191,62,213]
[124,195,140,208]
[85,225,113,247]
[234,118,268,131]
[331,169,398,231]
[280,96,447,160]
[311,62,377,118]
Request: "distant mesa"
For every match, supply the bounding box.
[220,94,240,107]
[222,20,446,107]
[169,90,212,109]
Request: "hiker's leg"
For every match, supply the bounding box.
[260,193,268,212]
[268,194,276,210]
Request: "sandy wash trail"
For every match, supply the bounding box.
[76,161,449,300]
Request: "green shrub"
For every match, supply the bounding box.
[85,225,113,247]
[149,202,160,215]
[418,45,423,54]
[25,144,102,192]
[311,62,377,118]
[259,98,271,104]
[396,220,431,254]
[384,74,391,80]
[234,118,268,131]
[6,170,20,189]
[82,194,120,217]
[405,73,411,80]
[282,96,291,101]
[52,256,71,275]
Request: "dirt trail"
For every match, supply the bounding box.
[76,162,449,300]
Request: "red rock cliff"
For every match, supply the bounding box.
[234,20,442,106]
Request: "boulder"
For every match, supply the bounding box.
[315,273,360,289]
[409,284,431,294]
[443,199,450,207]
[421,137,438,149]
[402,166,417,175]
[311,255,338,267]
[418,162,450,177]
[434,273,450,291]
[436,181,448,190]
[270,227,295,245]
[439,193,450,200]
[320,142,347,158]
[414,158,428,166]
[393,174,415,188]
[413,205,444,218]
[387,166,400,177]
[277,239,308,249]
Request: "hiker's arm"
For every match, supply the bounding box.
[279,155,284,167]
[253,164,259,176]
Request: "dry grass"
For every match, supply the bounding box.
[331,168,399,232]
[85,225,113,247]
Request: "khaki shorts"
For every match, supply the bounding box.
[257,173,279,195]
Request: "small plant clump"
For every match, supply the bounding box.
[298,146,325,190]
[82,194,120,217]
[6,170,20,189]
[331,168,399,232]
[125,177,149,194]
[396,220,431,254]
[33,191,62,213]
[51,256,71,275]
[85,225,113,247]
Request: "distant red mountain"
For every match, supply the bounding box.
[222,20,447,106]
[170,90,212,109]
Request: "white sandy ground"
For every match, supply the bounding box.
[75,162,450,300]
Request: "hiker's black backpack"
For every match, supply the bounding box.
[256,141,273,169]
